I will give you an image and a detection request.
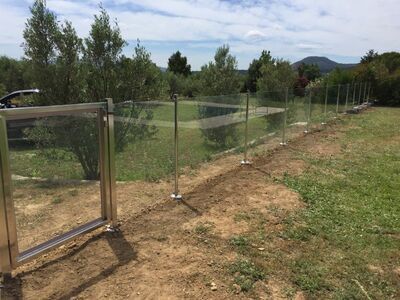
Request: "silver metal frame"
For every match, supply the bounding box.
[0,101,117,274]
[241,92,251,164]
[304,90,312,133]
[363,83,368,103]
[335,84,341,117]
[322,84,328,125]
[345,83,350,111]
[171,95,182,201]
[280,87,288,146]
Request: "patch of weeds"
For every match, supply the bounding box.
[292,259,329,293]
[194,222,213,235]
[230,235,249,247]
[52,196,63,204]
[68,189,79,197]
[229,259,266,292]
[234,212,251,223]
[283,286,297,298]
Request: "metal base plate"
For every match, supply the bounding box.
[240,160,251,165]
[105,224,120,233]
[171,193,183,201]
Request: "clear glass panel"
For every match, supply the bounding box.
[114,100,174,182]
[178,94,246,171]
[286,87,308,140]
[309,86,325,129]
[7,112,102,252]
[113,99,174,214]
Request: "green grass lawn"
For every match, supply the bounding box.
[228,107,400,298]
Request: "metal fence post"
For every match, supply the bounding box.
[322,84,328,125]
[171,94,182,200]
[345,83,350,111]
[352,82,357,106]
[304,89,312,133]
[241,91,251,164]
[358,82,363,105]
[363,82,368,103]
[0,116,17,274]
[280,87,289,146]
[367,83,371,102]
[336,84,341,117]
[106,98,117,228]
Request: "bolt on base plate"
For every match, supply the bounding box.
[280,142,287,146]
[171,193,183,201]
[241,160,251,165]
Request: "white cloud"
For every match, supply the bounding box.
[245,30,267,40]
[0,0,400,68]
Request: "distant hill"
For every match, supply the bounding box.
[291,56,358,74]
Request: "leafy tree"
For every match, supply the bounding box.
[23,0,59,105]
[325,67,354,86]
[0,56,30,93]
[116,42,163,101]
[199,45,241,96]
[197,45,241,147]
[257,59,295,98]
[298,63,321,81]
[54,21,84,104]
[23,2,157,179]
[361,49,379,64]
[356,51,400,106]
[0,83,6,97]
[167,51,191,77]
[246,50,273,92]
[83,6,126,101]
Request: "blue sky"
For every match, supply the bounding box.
[1,0,400,70]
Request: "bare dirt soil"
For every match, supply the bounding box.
[2,121,342,299]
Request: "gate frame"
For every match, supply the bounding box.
[0,100,116,275]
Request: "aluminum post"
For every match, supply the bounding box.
[106,98,117,228]
[0,116,18,270]
[171,94,182,200]
[241,92,251,164]
[280,87,289,146]
[363,82,367,103]
[335,84,341,117]
[304,89,312,133]
[345,83,350,111]
[0,116,13,275]
[322,84,328,125]
[367,84,371,102]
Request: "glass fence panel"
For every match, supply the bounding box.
[285,88,308,140]
[7,112,102,252]
[113,99,174,214]
[308,87,325,129]
[177,94,246,171]
[241,90,287,158]
[114,100,174,182]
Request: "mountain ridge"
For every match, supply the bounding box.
[291,56,358,73]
